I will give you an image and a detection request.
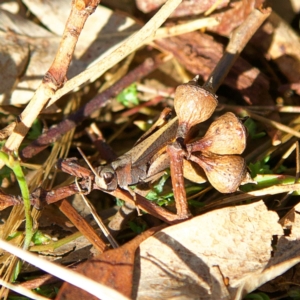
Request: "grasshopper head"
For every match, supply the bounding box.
[95,166,118,191]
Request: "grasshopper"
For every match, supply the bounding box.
[94,112,178,193]
[85,80,247,220]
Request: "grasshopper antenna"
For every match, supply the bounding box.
[77,147,99,178]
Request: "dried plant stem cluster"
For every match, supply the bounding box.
[168,79,247,218]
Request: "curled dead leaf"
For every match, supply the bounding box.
[190,152,246,193]
[187,112,247,155]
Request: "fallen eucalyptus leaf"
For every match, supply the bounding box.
[133,201,283,300]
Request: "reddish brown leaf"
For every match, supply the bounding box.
[55,224,167,300]
[135,0,230,16]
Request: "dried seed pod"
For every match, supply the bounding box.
[183,159,206,184]
[190,153,246,193]
[187,112,247,155]
[174,80,218,138]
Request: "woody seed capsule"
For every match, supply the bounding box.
[174,80,218,139]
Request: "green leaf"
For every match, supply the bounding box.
[146,172,171,203]
[146,190,159,201]
[0,151,33,250]
[244,118,266,139]
[116,83,139,107]
[32,230,51,245]
[188,199,205,207]
[34,285,59,298]
[185,185,204,195]
[248,156,272,178]
[244,292,270,300]
[116,198,124,206]
[129,221,147,234]
[288,288,300,299]
[27,119,43,140]
[7,231,22,241]
[153,172,170,194]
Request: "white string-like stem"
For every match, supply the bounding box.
[0,239,129,300]
[74,177,120,249]
[76,147,99,178]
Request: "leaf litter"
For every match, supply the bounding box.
[0,0,300,300]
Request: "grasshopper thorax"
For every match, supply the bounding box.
[95,165,118,191]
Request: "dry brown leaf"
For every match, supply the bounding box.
[252,11,300,93]
[133,201,283,299]
[135,0,230,17]
[280,202,300,237]
[56,225,166,300]
[240,202,300,298]
[0,8,53,37]
[0,5,140,104]
[211,0,257,36]
[0,32,29,103]
[22,0,72,35]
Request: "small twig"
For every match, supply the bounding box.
[277,142,300,207]
[120,96,166,118]
[19,273,58,290]
[1,1,101,164]
[0,192,22,209]
[221,104,300,113]
[110,188,181,224]
[204,0,224,15]
[56,199,107,253]
[150,17,219,40]
[0,152,33,251]
[94,17,218,40]
[167,143,190,219]
[203,7,272,92]
[273,142,297,173]
[45,0,182,109]
[247,111,300,139]
[205,182,300,209]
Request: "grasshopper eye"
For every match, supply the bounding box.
[95,167,117,191]
[103,172,114,184]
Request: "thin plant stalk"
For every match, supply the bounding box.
[0,152,33,250]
